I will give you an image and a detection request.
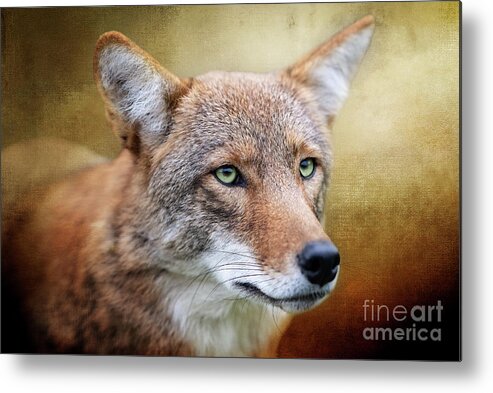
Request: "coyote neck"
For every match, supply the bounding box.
[161,272,289,357]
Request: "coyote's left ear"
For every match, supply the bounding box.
[286,15,375,123]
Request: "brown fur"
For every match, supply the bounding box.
[2,16,374,355]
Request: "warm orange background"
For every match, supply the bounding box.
[1,2,460,359]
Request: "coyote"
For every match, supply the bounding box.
[1,16,374,356]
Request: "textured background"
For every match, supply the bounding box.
[1,2,460,359]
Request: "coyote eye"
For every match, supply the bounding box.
[299,158,316,179]
[214,165,242,186]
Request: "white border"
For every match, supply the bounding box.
[2,0,492,392]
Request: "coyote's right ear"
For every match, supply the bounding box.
[94,32,188,154]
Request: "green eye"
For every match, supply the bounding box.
[299,158,316,179]
[214,165,241,186]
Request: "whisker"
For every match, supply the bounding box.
[182,261,262,288]
[179,256,266,316]
[270,304,282,333]
[210,249,262,262]
[215,273,273,288]
[189,263,262,311]
[183,253,232,315]
[203,273,273,305]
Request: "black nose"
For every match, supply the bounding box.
[297,240,340,287]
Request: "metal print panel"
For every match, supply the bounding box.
[1,1,460,360]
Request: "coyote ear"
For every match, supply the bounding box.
[94,32,188,154]
[286,15,375,124]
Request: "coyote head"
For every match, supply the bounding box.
[94,16,374,313]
